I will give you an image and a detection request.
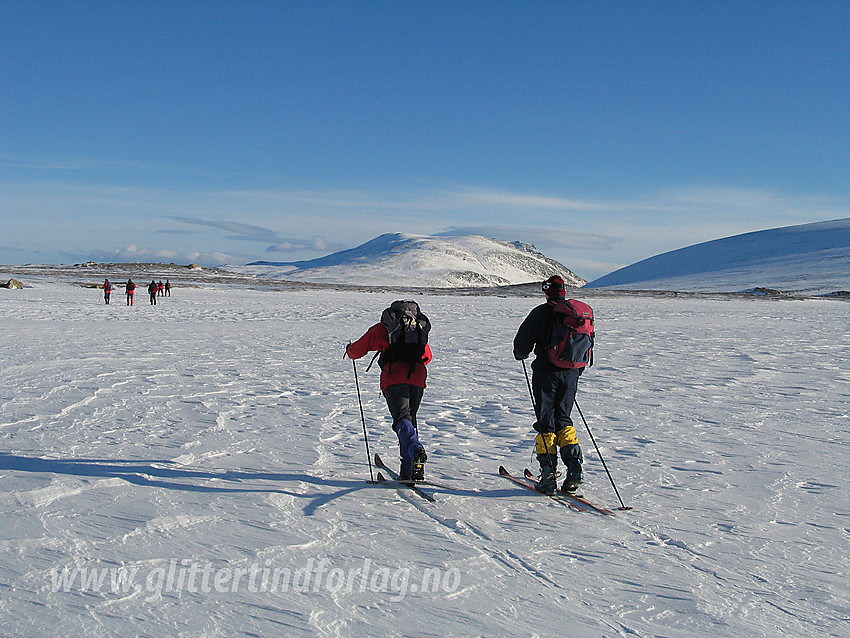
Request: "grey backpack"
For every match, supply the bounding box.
[377,300,431,370]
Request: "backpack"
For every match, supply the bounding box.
[546,298,594,369]
[377,300,431,371]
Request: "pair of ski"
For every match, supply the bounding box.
[373,453,613,515]
[499,466,614,515]
[373,454,451,503]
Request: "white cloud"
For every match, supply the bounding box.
[91,245,237,267]
[312,236,331,251]
[449,189,612,211]
[113,245,179,261]
[266,242,295,253]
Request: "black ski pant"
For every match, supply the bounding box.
[383,383,424,430]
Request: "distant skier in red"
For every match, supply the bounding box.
[125,279,136,306]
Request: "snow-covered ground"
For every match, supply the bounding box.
[0,280,848,637]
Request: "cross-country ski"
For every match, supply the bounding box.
[375,454,436,502]
[499,466,613,515]
[521,467,616,515]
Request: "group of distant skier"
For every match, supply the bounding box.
[102,278,171,306]
[346,275,594,495]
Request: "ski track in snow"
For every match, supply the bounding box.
[0,282,848,637]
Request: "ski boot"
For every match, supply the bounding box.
[411,449,427,482]
[560,444,584,493]
[399,448,426,482]
[396,418,424,481]
[561,477,582,493]
[534,454,558,496]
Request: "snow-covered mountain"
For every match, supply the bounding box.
[235,233,586,288]
[587,218,850,294]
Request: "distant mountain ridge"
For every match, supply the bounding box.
[587,218,850,294]
[236,233,586,288]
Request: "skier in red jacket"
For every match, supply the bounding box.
[125,279,136,306]
[346,302,432,481]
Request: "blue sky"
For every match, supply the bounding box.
[2,1,848,280]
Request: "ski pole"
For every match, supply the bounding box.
[521,359,537,412]
[574,398,631,510]
[348,345,374,482]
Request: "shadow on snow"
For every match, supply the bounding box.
[0,453,512,515]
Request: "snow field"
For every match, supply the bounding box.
[0,282,848,637]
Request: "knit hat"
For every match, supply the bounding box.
[542,275,565,297]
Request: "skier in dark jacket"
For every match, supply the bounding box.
[346,303,433,481]
[103,279,113,304]
[513,275,586,495]
[148,280,158,305]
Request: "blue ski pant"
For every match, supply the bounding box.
[532,366,580,454]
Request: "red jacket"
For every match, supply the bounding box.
[347,323,432,392]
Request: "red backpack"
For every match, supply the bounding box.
[546,298,594,369]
